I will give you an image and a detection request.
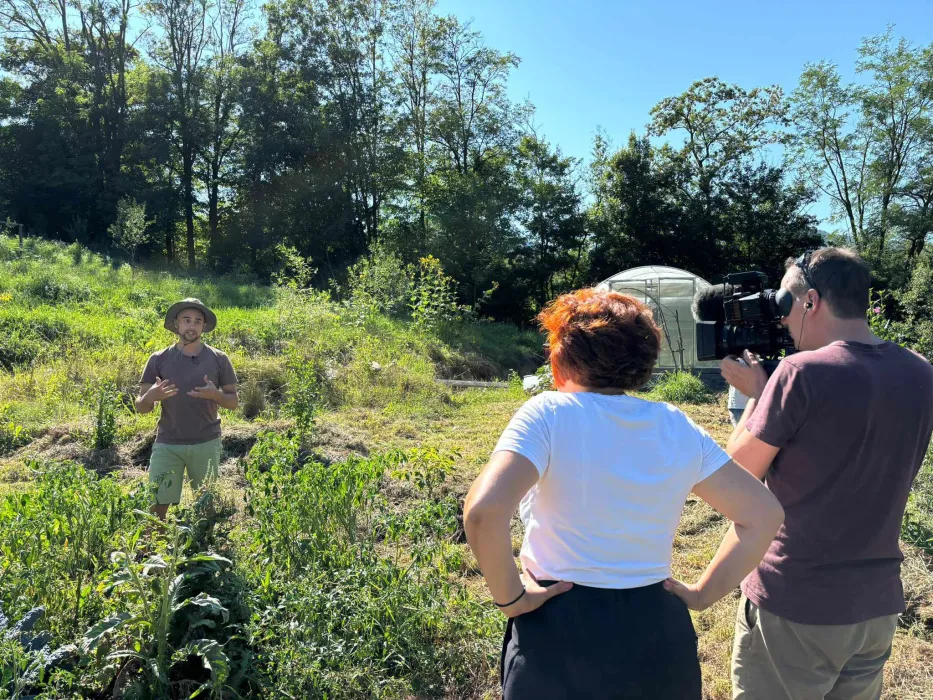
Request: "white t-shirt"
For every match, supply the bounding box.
[494,391,730,589]
[728,385,750,410]
[728,359,750,410]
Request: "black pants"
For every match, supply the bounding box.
[500,581,701,699]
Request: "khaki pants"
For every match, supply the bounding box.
[732,594,898,700]
[149,438,222,505]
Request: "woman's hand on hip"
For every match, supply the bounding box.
[502,570,573,619]
[662,578,709,611]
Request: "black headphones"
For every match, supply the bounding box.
[775,251,819,317]
[793,251,818,350]
[795,250,821,296]
[798,250,820,313]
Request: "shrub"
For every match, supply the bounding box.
[646,370,712,404]
[0,336,26,373]
[410,256,460,332]
[869,261,933,359]
[283,353,325,437]
[272,243,317,290]
[899,260,933,359]
[343,240,412,319]
[0,414,30,455]
[23,273,93,304]
[108,197,150,264]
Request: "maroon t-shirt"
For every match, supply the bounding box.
[743,341,933,625]
[140,344,237,445]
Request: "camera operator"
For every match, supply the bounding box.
[464,289,783,699]
[716,247,933,700]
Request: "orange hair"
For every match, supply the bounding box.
[538,288,661,391]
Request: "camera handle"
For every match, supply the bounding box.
[761,359,781,377]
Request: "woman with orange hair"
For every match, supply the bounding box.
[464,289,783,699]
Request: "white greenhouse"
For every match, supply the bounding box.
[596,265,714,370]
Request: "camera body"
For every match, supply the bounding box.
[695,271,795,362]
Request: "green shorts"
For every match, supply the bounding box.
[149,438,222,505]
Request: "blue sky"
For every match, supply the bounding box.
[437,0,933,228]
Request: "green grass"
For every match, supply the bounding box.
[0,235,547,699]
[903,446,933,558]
[645,370,714,404]
[0,235,930,699]
[0,235,542,438]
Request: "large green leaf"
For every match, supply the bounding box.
[183,553,233,567]
[142,555,168,575]
[148,657,168,687]
[174,593,229,623]
[182,639,230,690]
[81,612,133,654]
[166,573,185,606]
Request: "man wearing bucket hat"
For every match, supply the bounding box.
[135,298,238,519]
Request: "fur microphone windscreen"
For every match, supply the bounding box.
[691,283,733,323]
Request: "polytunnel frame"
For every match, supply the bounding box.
[595,266,714,370]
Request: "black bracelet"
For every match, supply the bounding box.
[494,587,526,608]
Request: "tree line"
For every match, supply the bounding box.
[1,1,931,322]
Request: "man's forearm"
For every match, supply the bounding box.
[135,396,155,414]
[214,391,238,411]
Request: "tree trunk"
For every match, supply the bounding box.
[183,141,196,267]
[879,192,891,257]
[208,159,220,260]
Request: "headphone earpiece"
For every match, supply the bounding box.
[805,301,813,309]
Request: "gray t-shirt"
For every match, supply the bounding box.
[743,341,933,625]
[140,344,237,445]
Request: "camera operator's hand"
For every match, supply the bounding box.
[720,350,768,400]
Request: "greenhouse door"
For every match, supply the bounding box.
[607,278,699,369]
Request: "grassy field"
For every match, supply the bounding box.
[332,387,933,700]
[0,235,931,698]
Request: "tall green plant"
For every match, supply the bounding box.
[409,256,460,332]
[343,240,412,320]
[0,404,28,455]
[81,517,234,700]
[108,198,150,265]
[0,461,151,640]
[94,384,118,451]
[240,437,498,698]
[243,433,390,573]
[283,354,324,438]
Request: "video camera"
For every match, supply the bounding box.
[692,271,795,363]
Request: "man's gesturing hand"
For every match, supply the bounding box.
[188,375,221,401]
[145,378,178,403]
[720,349,769,400]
